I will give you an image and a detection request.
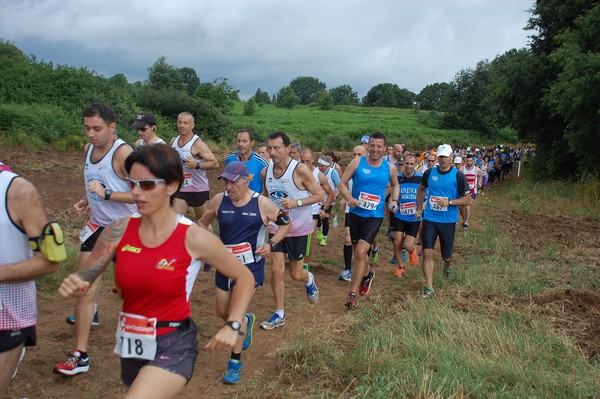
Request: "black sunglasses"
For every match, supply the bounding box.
[137,126,152,132]
[126,177,166,191]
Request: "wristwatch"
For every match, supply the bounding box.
[296,199,303,207]
[448,199,453,206]
[104,189,112,201]
[226,320,241,332]
[268,239,276,250]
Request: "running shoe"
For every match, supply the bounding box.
[393,267,406,277]
[306,272,319,304]
[242,313,255,351]
[53,350,90,376]
[223,359,242,384]
[369,248,379,265]
[443,265,452,279]
[421,286,435,299]
[66,311,99,326]
[346,292,358,309]
[260,313,286,330]
[316,229,324,241]
[390,256,397,264]
[462,222,469,232]
[359,270,375,296]
[318,237,328,246]
[338,269,351,282]
[409,248,419,266]
[402,249,407,263]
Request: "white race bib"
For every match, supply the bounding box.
[400,201,417,216]
[358,192,381,211]
[114,312,157,360]
[79,221,100,243]
[429,196,448,212]
[182,173,193,188]
[225,242,255,265]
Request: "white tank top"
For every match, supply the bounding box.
[462,165,479,194]
[0,171,37,329]
[265,159,312,237]
[85,139,137,226]
[311,167,321,215]
[171,134,209,193]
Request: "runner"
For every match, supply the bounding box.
[338,145,367,282]
[224,129,269,193]
[132,112,165,147]
[170,112,219,221]
[199,161,291,384]
[256,143,270,161]
[54,103,137,376]
[0,169,61,396]
[460,154,483,230]
[391,153,422,277]
[259,131,324,330]
[338,132,399,309]
[299,149,333,270]
[415,144,472,299]
[57,145,254,398]
[315,155,340,247]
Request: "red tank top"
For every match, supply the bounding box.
[115,214,202,335]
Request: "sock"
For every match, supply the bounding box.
[94,303,98,313]
[305,272,314,287]
[275,309,285,319]
[76,350,88,359]
[343,245,353,270]
[230,352,241,361]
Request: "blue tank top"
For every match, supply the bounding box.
[217,191,266,272]
[423,167,460,223]
[395,172,423,222]
[350,156,391,218]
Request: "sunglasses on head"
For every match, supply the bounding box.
[125,177,166,191]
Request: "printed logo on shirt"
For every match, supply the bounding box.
[242,212,257,216]
[156,258,176,271]
[362,168,371,174]
[121,244,142,254]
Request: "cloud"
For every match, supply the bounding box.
[0,0,532,98]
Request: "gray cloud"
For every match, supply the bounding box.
[0,0,532,99]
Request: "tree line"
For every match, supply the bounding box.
[0,0,597,179]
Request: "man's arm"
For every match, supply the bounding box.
[388,164,400,213]
[337,157,360,207]
[198,193,223,229]
[192,140,219,170]
[0,177,59,282]
[280,163,324,209]
[88,144,135,204]
[254,196,292,258]
[317,171,334,212]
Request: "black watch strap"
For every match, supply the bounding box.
[268,239,276,250]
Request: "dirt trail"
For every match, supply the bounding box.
[1,148,598,398]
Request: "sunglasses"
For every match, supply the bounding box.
[126,177,166,191]
[137,126,152,132]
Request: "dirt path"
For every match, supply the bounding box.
[1,148,598,398]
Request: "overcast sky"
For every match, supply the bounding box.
[0,0,533,100]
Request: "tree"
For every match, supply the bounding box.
[254,89,271,105]
[146,56,185,91]
[329,85,360,105]
[244,97,257,116]
[273,86,300,109]
[289,76,326,105]
[362,83,415,108]
[415,82,452,111]
[194,77,239,114]
[315,90,334,110]
[179,67,200,96]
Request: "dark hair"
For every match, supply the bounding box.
[370,132,386,144]
[268,131,291,146]
[237,128,255,141]
[466,154,474,159]
[83,103,116,124]
[257,142,267,148]
[125,144,183,205]
[324,150,340,163]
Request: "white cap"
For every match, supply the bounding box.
[454,156,462,164]
[437,144,452,157]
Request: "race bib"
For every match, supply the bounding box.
[114,312,157,360]
[182,173,193,188]
[225,242,255,265]
[79,221,100,243]
[429,196,448,212]
[358,192,381,211]
[400,201,417,216]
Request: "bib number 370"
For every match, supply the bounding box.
[114,312,157,360]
